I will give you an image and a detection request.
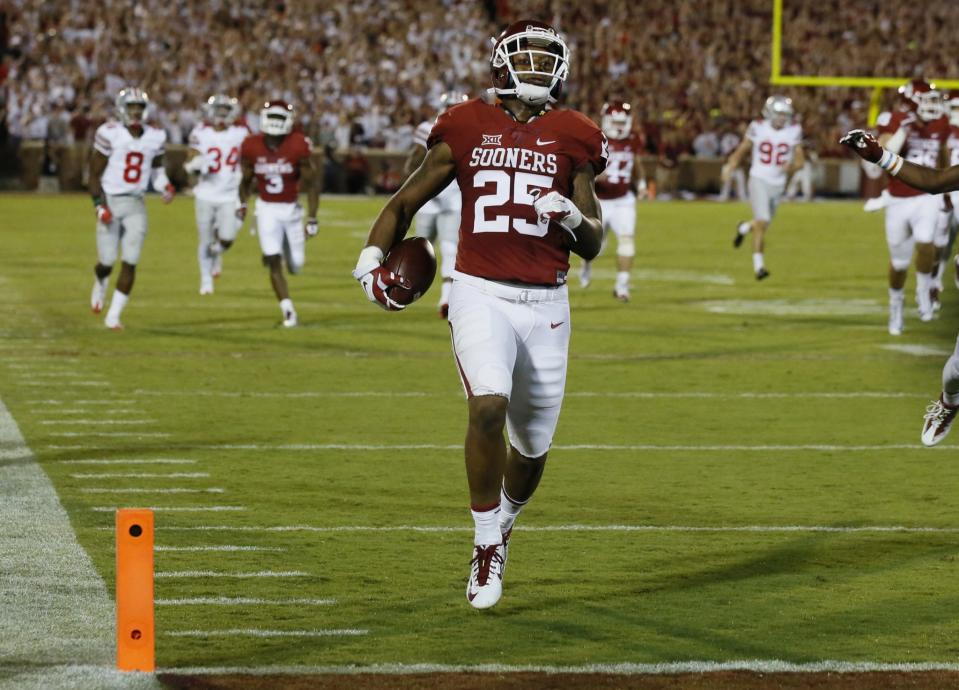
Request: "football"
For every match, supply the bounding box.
[381,236,437,306]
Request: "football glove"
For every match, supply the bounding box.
[305,218,318,238]
[161,183,175,204]
[532,190,583,241]
[183,155,208,175]
[95,203,113,224]
[352,246,410,312]
[839,129,883,164]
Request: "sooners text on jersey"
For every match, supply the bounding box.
[240,131,312,203]
[189,123,250,203]
[596,135,642,200]
[746,119,802,187]
[877,111,949,197]
[428,99,607,286]
[93,121,167,196]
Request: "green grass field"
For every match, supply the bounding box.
[3,193,959,672]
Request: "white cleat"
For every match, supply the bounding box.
[104,314,123,331]
[916,287,934,322]
[614,286,630,303]
[282,309,298,328]
[90,278,107,313]
[888,300,904,336]
[211,254,223,279]
[199,278,214,295]
[921,395,959,447]
[466,543,505,609]
[579,262,592,288]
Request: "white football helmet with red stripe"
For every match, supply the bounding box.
[601,101,633,140]
[115,87,149,127]
[260,100,294,136]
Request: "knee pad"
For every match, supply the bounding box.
[616,234,635,258]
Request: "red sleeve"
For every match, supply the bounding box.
[876,111,904,136]
[426,107,455,152]
[240,135,256,162]
[567,112,608,175]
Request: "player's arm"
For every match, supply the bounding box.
[237,155,255,221]
[150,154,175,203]
[722,137,751,182]
[564,165,603,260]
[299,151,321,237]
[841,129,959,194]
[183,147,206,176]
[632,152,648,198]
[353,142,456,310]
[88,150,112,223]
[786,144,805,177]
[403,145,427,179]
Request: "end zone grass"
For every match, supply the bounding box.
[2,193,959,679]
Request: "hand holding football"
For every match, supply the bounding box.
[381,237,437,306]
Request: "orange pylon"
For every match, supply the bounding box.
[116,508,155,672]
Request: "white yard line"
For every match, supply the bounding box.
[0,395,161,689]
[154,570,309,578]
[154,545,285,552]
[155,661,959,674]
[28,399,135,405]
[165,628,366,638]
[128,389,927,399]
[20,381,110,387]
[72,471,207,479]
[41,419,156,425]
[91,506,245,513]
[79,487,224,494]
[201,442,936,452]
[49,432,170,438]
[155,597,334,606]
[21,371,88,378]
[58,458,197,465]
[155,523,959,535]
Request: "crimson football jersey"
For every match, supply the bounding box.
[877,111,948,197]
[428,99,607,286]
[240,131,312,203]
[596,135,642,200]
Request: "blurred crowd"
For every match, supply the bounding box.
[0,0,955,183]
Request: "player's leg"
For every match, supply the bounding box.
[912,196,939,322]
[922,334,959,446]
[884,203,913,336]
[733,176,762,250]
[447,278,518,609]
[931,203,952,313]
[92,215,119,313]
[435,210,459,318]
[611,196,637,301]
[195,199,216,294]
[750,179,779,280]
[950,191,959,289]
[256,204,295,326]
[104,197,147,330]
[209,200,240,279]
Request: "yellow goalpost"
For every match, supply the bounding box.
[769,0,959,125]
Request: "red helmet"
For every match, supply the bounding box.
[600,101,632,140]
[260,100,294,136]
[898,79,943,122]
[490,20,569,107]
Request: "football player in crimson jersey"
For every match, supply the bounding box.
[722,95,805,281]
[184,94,249,295]
[353,19,607,610]
[866,80,948,334]
[578,101,647,301]
[842,116,959,447]
[238,100,320,327]
[89,87,175,330]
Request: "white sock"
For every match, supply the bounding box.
[615,271,629,290]
[934,260,946,288]
[279,298,294,315]
[738,221,751,236]
[471,503,501,545]
[917,271,933,292]
[498,486,528,533]
[107,290,128,319]
[943,391,959,407]
[889,287,904,304]
[752,252,764,273]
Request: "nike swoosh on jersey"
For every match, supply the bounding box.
[550,322,565,329]
[536,138,556,145]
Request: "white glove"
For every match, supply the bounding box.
[183,155,208,175]
[533,190,583,240]
[352,246,408,311]
[305,218,318,238]
[636,178,648,198]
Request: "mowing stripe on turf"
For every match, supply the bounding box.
[152,661,959,674]
[49,431,170,438]
[73,471,208,479]
[20,380,109,387]
[154,570,309,578]
[155,597,335,606]
[155,523,959,534]
[165,628,367,638]
[0,396,146,684]
[154,545,286,552]
[127,389,926,399]
[80,487,224,494]
[200,442,937,452]
[91,506,245,513]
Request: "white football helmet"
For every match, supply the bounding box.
[260,100,294,136]
[204,94,240,126]
[439,91,469,111]
[490,20,569,106]
[601,101,633,140]
[762,95,794,128]
[115,87,149,127]
[899,79,944,122]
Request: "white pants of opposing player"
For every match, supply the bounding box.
[255,200,305,273]
[96,194,148,266]
[599,193,637,255]
[195,199,240,280]
[448,271,569,459]
[884,195,940,270]
[748,176,785,223]
[415,181,461,286]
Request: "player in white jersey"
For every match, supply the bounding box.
[89,87,174,330]
[722,96,805,280]
[184,94,249,294]
[404,91,468,318]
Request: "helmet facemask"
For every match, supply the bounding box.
[601,108,632,140]
[762,96,794,129]
[116,88,149,128]
[491,26,569,106]
[917,90,944,122]
[205,94,240,127]
[949,96,959,127]
[260,103,294,136]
